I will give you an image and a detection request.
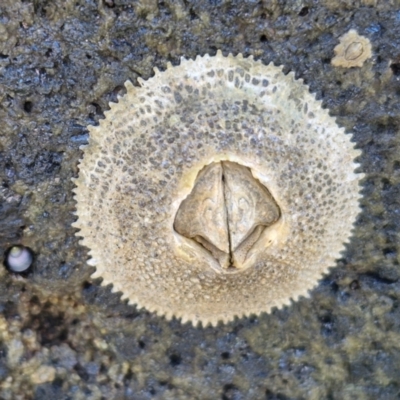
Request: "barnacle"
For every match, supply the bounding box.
[331,29,372,68]
[73,51,363,326]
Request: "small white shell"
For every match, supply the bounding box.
[6,246,33,272]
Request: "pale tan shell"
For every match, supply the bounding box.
[72,51,363,326]
[331,30,372,68]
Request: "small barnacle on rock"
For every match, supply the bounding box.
[331,29,372,68]
[73,51,363,326]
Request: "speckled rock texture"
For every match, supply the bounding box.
[0,1,399,399]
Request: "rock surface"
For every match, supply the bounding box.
[0,0,400,399]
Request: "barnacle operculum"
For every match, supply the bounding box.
[73,51,363,326]
[174,161,280,272]
[331,29,372,68]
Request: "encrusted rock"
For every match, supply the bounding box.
[73,51,363,326]
[30,365,56,385]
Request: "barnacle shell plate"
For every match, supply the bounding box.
[73,51,362,326]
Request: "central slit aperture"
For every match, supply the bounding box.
[174,161,281,271]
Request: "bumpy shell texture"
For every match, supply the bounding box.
[73,51,363,326]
